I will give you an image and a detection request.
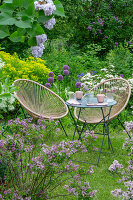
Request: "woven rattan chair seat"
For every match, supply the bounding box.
[74,78,131,124]
[14,79,68,120]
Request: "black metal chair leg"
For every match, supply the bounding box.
[59,119,68,137]
[116,116,131,139]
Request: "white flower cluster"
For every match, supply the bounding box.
[34,0,56,16]
[44,17,56,30]
[31,34,47,58]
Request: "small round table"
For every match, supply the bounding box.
[66,97,117,166]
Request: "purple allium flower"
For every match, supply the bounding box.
[63,65,69,70]
[80,73,84,76]
[48,71,54,77]
[115,42,118,46]
[88,26,92,31]
[63,70,69,75]
[57,75,63,81]
[120,74,124,78]
[48,77,54,83]
[44,17,56,30]
[75,82,81,88]
[36,34,47,46]
[45,83,51,88]
[128,41,132,45]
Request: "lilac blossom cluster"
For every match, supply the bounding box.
[0,117,97,199]
[109,121,133,200]
[34,0,56,16]
[44,17,56,30]
[31,34,47,57]
[109,160,123,172]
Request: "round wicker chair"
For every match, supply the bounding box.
[74,78,131,128]
[14,79,68,135]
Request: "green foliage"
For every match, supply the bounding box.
[0,51,50,84]
[106,43,133,78]
[0,0,65,49]
[52,0,133,55]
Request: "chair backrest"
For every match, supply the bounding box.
[95,78,131,120]
[14,79,68,119]
[74,78,131,124]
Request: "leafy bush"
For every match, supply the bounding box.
[54,0,133,54]
[0,117,97,199]
[0,51,50,84]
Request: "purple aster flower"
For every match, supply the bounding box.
[88,26,92,31]
[105,36,108,39]
[120,74,124,78]
[97,29,102,34]
[48,71,54,77]
[63,65,69,70]
[75,82,81,88]
[92,22,95,24]
[63,70,69,75]
[128,41,132,45]
[45,83,51,88]
[48,77,54,83]
[115,42,118,46]
[57,75,63,81]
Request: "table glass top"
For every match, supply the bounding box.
[66,97,117,108]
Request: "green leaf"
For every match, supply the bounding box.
[9,31,25,42]
[0,3,14,14]
[3,0,13,3]
[28,22,45,37]
[38,11,52,24]
[0,93,11,99]
[0,13,16,25]
[0,83,2,94]
[53,0,65,17]
[28,36,37,46]
[0,114,4,119]
[0,26,10,39]
[15,20,32,28]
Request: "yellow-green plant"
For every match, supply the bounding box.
[0,51,50,84]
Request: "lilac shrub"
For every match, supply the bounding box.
[109,121,133,200]
[0,118,97,199]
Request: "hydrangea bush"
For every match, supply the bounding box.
[0,117,97,199]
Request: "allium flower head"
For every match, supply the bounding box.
[48,77,54,83]
[48,71,54,77]
[75,82,81,88]
[63,70,69,75]
[120,74,124,78]
[44,17,56,30]
[36,34,47,45]
[115,42,118,46]
[45,83,51,88]
[57,75,63,81]
[63,65,69,70]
